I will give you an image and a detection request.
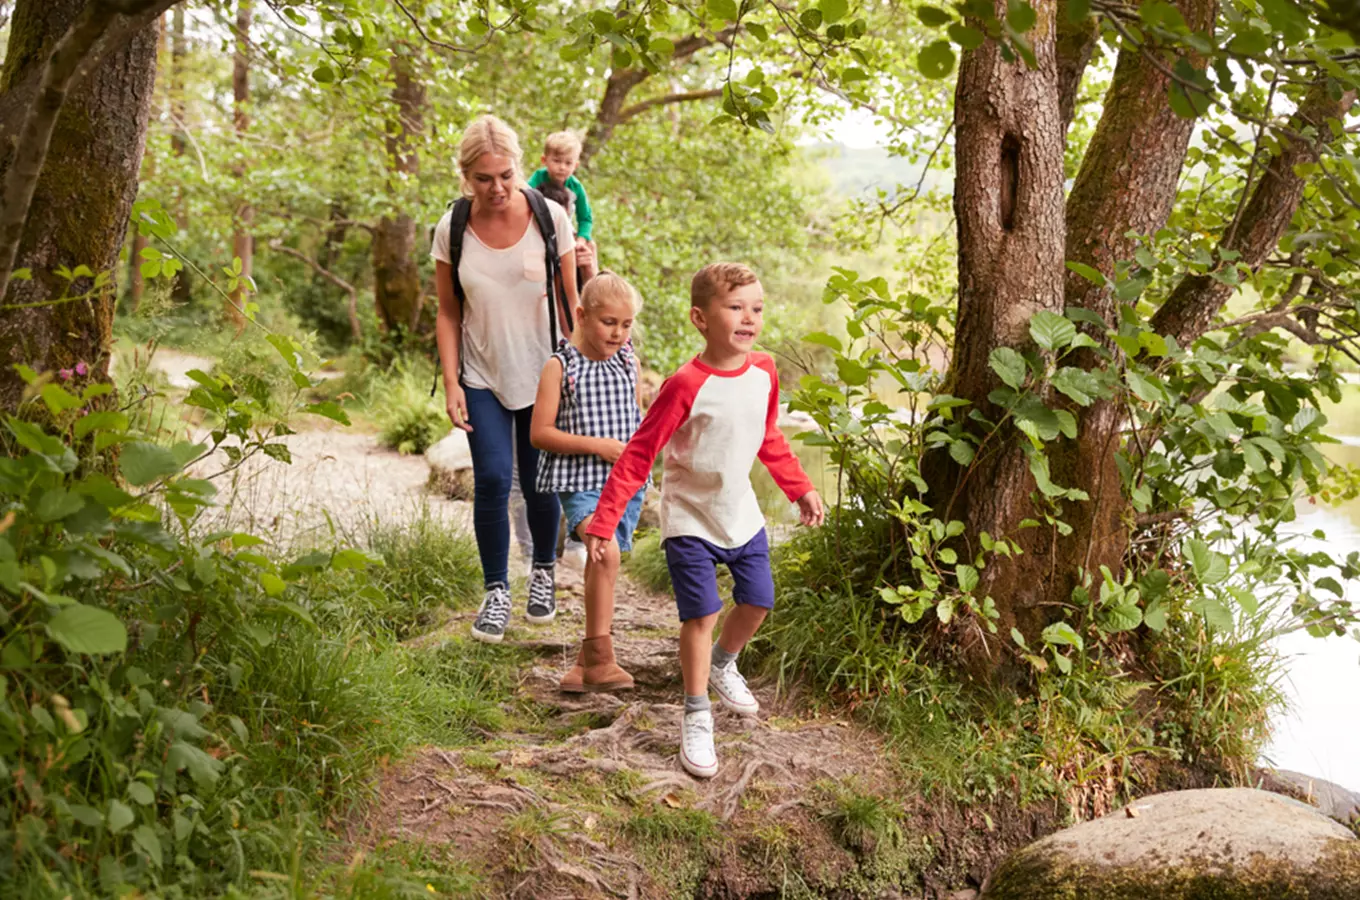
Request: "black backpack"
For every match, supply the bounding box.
[430,187,575,396]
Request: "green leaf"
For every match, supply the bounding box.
[1143,599,1168,632]
[1185,539,1228,585]
[127,782,155,806]
[1065,0,1091,22]
[1191,595,1233,631]
[1007,0,1037,32]
[107,799,134,833]
[988,347,1027,390]
[956,564,979,593]
[1065,261,1107,285]
[1226,25,1270,55]
[47,604,127,655]
[948,23,986,49]
[707,0,739,21]
[803,331,843,352]
[167,741,224,786]
[260,573,287,597]
[1029,310,1077,351]
[936,596,956,624]
[819,0,849,24]
[917,5,953,26]
[1125,371,1167,405]
[74,410,128,440]
[119,442,183,486]
[949,439,975,465]
[1101,603,1142,632]
[1042,621,1084,651]
[312,65,335,84]
[918,40,956,79]
[69,804,103,827]
[133,824,162,868]
[35,487,85,522]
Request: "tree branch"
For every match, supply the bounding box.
[1056,5,1099,130]
[267,239,361,340]
[616,88,724,123]
[1150,79,1358,348]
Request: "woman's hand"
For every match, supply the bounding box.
[446,383,473,432]
[595,438,626,463]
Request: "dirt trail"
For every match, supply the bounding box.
[367,565,934,899]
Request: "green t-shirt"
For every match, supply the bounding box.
[527,168,593,241]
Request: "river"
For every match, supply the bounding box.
[755,395,1360,793]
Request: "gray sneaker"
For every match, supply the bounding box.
[526,565,556,624]
[471,583,512,643]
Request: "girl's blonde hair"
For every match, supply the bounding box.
[457,114,525,199]
[572,272,642,350]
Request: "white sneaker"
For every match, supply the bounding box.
[561,538,587,571]
[709,661,759,715]
[679,709,718,778]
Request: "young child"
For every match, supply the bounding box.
[527,131,594,255]
[530,272,648,692]
[583,263,824,778]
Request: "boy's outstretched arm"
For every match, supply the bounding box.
[583,371,695,545]
[569,176,593,242]
[753,356,817,514]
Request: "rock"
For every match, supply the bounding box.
[426,431,474,501]
[1264,769,1360,826]
[982,788,1360,900]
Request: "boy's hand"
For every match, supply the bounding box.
[796,490,825,527]
[595,438,626,464]
[585,534,614,564]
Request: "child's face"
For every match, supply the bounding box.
[542,151,579,186]
[691,282,764,358]
[466,153,517,210]
[578,296,635,359]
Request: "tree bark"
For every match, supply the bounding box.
[372,49,425,334]
[926,0,1066,666]
[1056,7,1098,129]
[1034,0,1218,628]
[1150,79,1358,348]
[227,0,251,326]
[168,1,191,303]
[0,0,162,411]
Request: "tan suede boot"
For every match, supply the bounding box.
[559,644,586,693]
[580,634,634,692]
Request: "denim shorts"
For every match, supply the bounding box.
[559,485,648,552]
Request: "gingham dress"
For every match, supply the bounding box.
[536,341,644,493]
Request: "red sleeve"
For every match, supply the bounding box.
[584,363,702,540]
[754,354,815,502]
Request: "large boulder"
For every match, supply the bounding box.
[982,788,1360,900]
[1262,769,1360,827]
[426,431,474,501]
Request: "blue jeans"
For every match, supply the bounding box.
[560,485,648,552]
[463,386,560,586]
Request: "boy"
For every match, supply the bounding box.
[527,131,594,255]
[584,263,824,778]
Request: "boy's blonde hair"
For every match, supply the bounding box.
[458,114,525,198]
[690,262,759,309]
[544,130,583,160]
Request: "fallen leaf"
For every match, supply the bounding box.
[583,814,597,831]
[509,750,533,767]
[660,792,682,808]
[1125,805,1139,818]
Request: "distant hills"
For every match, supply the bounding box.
[804,142,953,199]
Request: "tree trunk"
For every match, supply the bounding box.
[926,0,1066,668]
[372,50,425,334]
[228,0,250,326]
[1035,0,1219,634]
[169,1,191,303]
[0,0,160,411]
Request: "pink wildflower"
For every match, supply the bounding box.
[74,361,88,377]
[58,368,73,381]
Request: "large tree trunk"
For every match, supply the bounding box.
[372,50,425,334]
[0,0,161,411]
[1036,0,1218,631]
[227,0,251,326]
[926,0,1066,667]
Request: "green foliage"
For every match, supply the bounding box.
[622,529,672,594]
[369,360,451,456]
[817,783,904,854]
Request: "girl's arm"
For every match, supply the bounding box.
[529,357,615,457]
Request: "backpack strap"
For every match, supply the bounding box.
[523,187,575,346]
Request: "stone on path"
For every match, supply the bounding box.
[982,787,1360,899]
[426,430,474,500]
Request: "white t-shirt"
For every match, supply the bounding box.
[431,198,574,410]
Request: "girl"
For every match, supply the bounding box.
[530,272,647,692]
[433,114,578,643]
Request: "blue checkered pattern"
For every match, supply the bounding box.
[536,341,644,493]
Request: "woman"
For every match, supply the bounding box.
[433,114,579,643]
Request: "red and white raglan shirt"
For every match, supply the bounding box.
[585,353,814,549]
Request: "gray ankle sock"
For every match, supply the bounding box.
[711,643,738,669]
[684,694,711,713]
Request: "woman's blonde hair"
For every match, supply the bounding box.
[457,114,525,199]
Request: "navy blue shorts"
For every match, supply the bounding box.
[663,529,775,622]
